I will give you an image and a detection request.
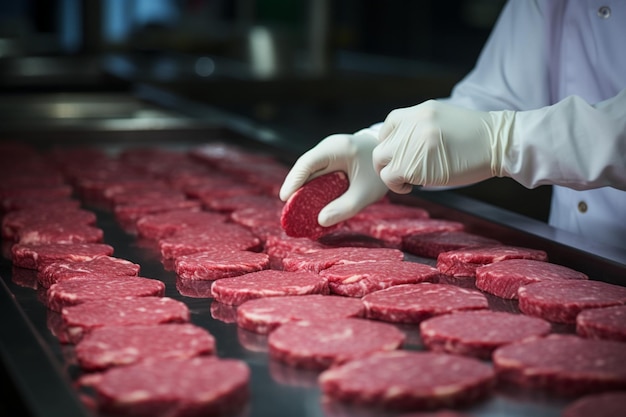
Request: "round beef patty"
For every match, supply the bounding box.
[60,297,189,344]
[420,310,551,359]
[236,294,365,334]
[92,357,249,417]
[319,350,495,410]
[320,260,440,297]
[38,255,141,288]
[493,334,626,396]
[576,305,626,342]
[281,171,349,239]
[210,269,329,305]
[75,323,215,371]
[437,245,548,278]
[46,275,165,312]
[517,280,626,323]
[475,259,588,299]
[362,283,488,324]
[268,318,404,370]
[561,391,626,417]
[174,249,270,281]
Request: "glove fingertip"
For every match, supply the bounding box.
[318,206,344,228]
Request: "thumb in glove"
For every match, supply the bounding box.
[279,130,389,227]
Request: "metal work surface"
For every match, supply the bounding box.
[1,89,625,416]
[0,201,575,417]
[1,137,625,417]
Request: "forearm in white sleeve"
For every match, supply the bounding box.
[505,89,626,191]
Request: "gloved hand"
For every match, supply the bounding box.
[279,130,389,227]
[372,99,515,193]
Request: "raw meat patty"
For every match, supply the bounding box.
[402,231,501,259]
[2,207,97,240]
[316,229,387,249]
[174,249,270,280]
[561,392,626,417]
[576,305,626,342]
[203,194,282,213]
[268,318,405,370]
[237,294,365,334]
[229,206,281,231]
[1,196,80,213]
[517,280,626,323]
[37,256,141,288]
[92,357,249,417]
[319,261,440,297]
[47,276,165,312]
[75,323,215,371]
[210,270,329,305]
[16,223,104,245]
[263,232,327,259]
[362,283,488,324]
[109,189,187,207]
[11,243,114,270]
[493,334,626,396]
[475,259,588,299]
[0,184,72,201]
[420,310,551,359]
[60,297,189,344]
[282,247,404,273]
[363,219,465,248]
[175,277,213,298]
[350,201,429,221]
[159,225,261,259]
[136,209,227,240]
[437,245,548,278]
[281,171,349,239]
[114,199,201,230]
[183,180,262,201]
[319,350,495,410]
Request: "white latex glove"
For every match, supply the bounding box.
[373,100,515,193]
[279,130,389,227]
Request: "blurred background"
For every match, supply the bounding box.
[0,0,552,221]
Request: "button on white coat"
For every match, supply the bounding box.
[597,6,611,19]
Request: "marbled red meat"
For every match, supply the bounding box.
[518,280,626,323]
[60,297,189,344]
[38,255,140,288]
[437,245,548,278]
[402,231,500,259]
[268,318,404,370]
[280,171,349,239]
[576,305,626,342]
[319,350,495,410]
[75,323,215,371]
[210,269,329,305]
[174,249,270,281]
[362,283,488,324]
[11,243,114,270]
[420,310,551,359]
[237,294,365,334]
[493,335,626,396]
[92,357,249,417]
[46,275,165,312]
[475,259,588,299]
[320,260,440,297]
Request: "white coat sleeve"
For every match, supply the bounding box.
[506,89,626,191]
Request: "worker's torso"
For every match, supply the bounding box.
[547,0,626,249]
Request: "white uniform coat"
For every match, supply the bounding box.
[443,0,626,249]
